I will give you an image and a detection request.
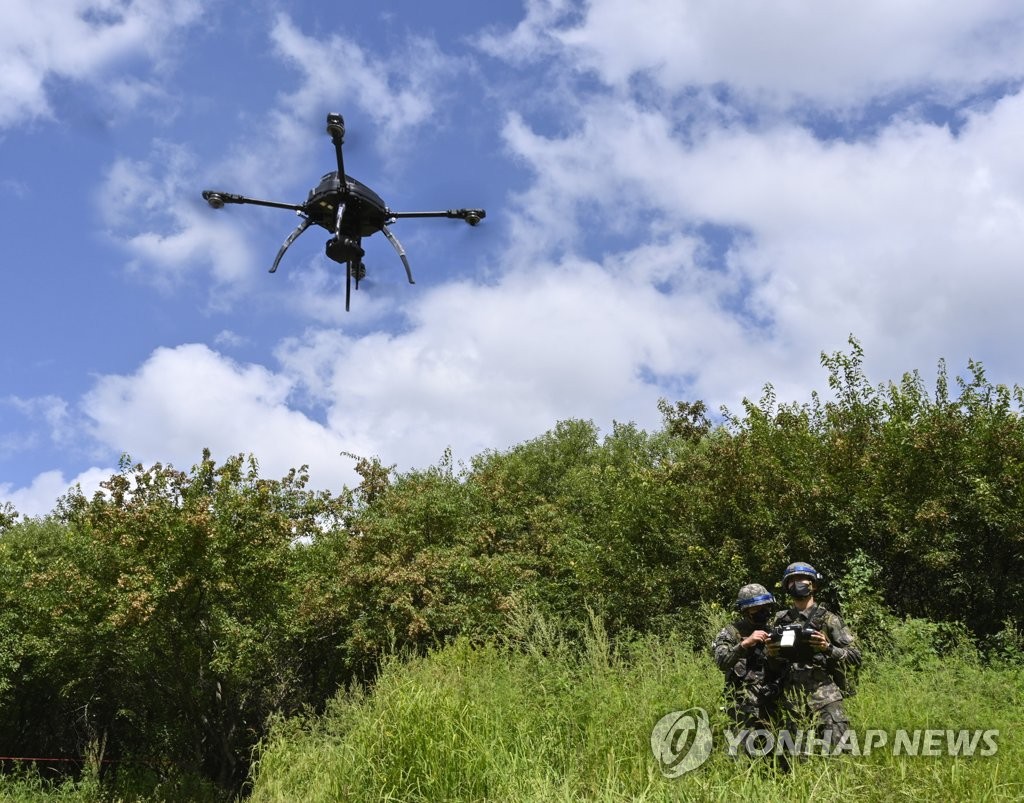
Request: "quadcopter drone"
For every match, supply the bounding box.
[202,113,486,310]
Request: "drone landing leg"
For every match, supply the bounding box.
[381,224,415,284]
[270,217,312,273]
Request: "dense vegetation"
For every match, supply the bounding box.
[0,339,1021,799]
[248,617,1023,802]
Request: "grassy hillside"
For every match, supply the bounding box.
[248,617,1024,802]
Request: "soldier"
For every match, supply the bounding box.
[713,583,784,748]
[768,561,861,751]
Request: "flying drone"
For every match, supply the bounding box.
[202,113,486,310]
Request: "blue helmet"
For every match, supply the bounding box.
[736,583,776,610]
[782,562,822,585]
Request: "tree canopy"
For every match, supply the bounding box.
[1,340,1021,795]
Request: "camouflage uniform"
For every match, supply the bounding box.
[713,617,784,738]
[770,603,861,748]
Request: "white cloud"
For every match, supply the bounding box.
[476,0,578,65]
[270,13,465,145]
[100,142,257,291]
[6,395,73,445]
[271,239,791,474]
[481,0,1024,107]
[497,83,1024,385]
[82,343,356,490]
[0,466,112,518]
[213,329,248,349]
[0,0,203,128]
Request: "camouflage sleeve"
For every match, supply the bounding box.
[823,613,862,669]
[712,624,745,671]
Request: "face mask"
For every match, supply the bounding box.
[748,609,772,626]
[788,580,813,599]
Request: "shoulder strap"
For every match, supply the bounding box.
[807,605,830,628]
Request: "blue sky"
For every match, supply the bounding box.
[3,1,1024,516]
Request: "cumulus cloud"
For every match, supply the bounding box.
[0,0,203,128]
[100,142,256,291]
[480,0,1024,108]
[5,395,73,445]
[270,237,795,474]
[0,466,113,519]
[82,343,356,490]
[497,76,1024,385]
[69,233,772,497]
[270,14,465,145]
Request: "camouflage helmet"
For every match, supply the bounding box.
[782,562,822,586]
[736,583,776,610]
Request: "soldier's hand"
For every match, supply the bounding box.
[741,630,770,649]
[810,631,831,652]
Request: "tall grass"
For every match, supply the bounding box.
[249,615,1024,802]
[0,762,226,801]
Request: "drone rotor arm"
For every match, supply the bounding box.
[326,113,347,182]
[381,224,414,284]
[269,217,313,274]
[202,190,303,212]
[389,208,486,226]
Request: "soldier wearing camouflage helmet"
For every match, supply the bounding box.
[767,561,861,750]
[712,583,785,744]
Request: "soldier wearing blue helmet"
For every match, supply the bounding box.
[768,561,861,749]
[713,583,785,745]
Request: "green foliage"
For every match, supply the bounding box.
[884,618,979,670]
[832,550,898,654]
[0,502,17,533]
[5,338,1024,796]
[249,618,1024,802]
[986,619,1024,665]
[0,451,350,794]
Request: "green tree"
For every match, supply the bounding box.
[0,451,349,791]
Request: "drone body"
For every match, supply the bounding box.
[202,113,485,310]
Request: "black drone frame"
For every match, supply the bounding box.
[202,113,485,310]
